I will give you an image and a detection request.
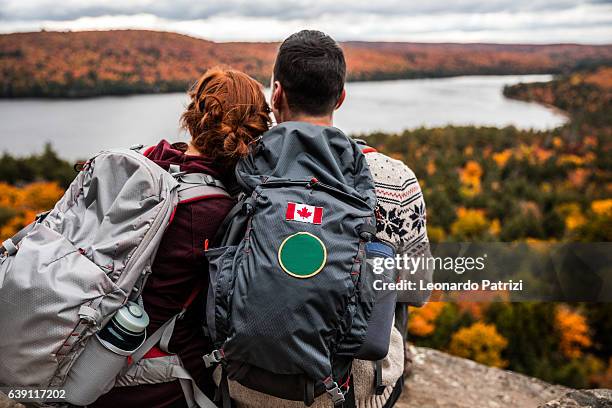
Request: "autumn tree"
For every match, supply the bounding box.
[449,322,508,368]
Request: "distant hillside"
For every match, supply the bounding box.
[504,66,612,129]
[1,30,611,97]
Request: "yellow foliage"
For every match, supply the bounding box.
[569,74,582,86]
[408,302,446,337]
[555,306,592,359]
[451,208,490,238]
[489,219,501,236]
[540,182,552,193]
[566,212,587,231]
[556,202,581,217]
[558,154,585,166]
[516,143,530,159]
[591,199,612,216]
[427,225,446,242]
[591,358,612,388]
[555,202,586,231]
[552,137,563,149]
[449,322,508,368]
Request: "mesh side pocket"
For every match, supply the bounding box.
[205,245,239,345]
[0,223,124,387]
[63,336,127,405]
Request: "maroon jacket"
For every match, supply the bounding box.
[92,140,235,408]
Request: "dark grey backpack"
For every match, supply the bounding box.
[204,123,397,407]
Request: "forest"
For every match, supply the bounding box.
[0,65,610,389]
[364,66,612,389]
[1,30,612,97]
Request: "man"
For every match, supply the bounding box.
[225,30,432,407]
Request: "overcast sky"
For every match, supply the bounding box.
[1,0,611,43]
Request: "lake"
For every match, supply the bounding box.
[0,75,567,159]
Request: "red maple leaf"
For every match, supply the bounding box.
[297,206,312,219]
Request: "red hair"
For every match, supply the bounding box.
[181,67,271,165]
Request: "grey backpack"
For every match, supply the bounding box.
[204,123,397,407]
[0,148,226,407]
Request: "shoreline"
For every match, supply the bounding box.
[0,73,559,101]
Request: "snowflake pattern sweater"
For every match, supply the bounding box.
[364,150,429,255]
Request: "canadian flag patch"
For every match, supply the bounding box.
[286,202,323,224]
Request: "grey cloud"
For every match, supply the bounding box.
[0,0,605,22]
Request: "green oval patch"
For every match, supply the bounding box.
[278,232,327,278]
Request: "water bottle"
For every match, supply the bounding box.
[64,302,149,405]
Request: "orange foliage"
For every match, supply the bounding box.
[459,160,483,197]
[533,147,554,163]
[0,182,63,240]
[408,302,446,337]
[1,31,612,97]
[492,149,512,168]
[567,168,590,188]
[583,67,612,90]
[555,306,592,359]
[591,199,612,216]
[455,302,485,319]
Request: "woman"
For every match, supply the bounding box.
[92,68,271,408]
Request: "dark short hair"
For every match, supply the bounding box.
[273,30,346,116]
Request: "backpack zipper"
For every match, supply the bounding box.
[116,153,178,289]
[259,180,372,210]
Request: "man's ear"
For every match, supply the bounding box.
[335,88,346,110]
[271,80,283,111]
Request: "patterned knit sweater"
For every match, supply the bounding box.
[365,150,429,255]
[222,149,431,408]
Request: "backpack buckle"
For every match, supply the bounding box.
[203,174,216,186]
[1,238,18,256]
[323,377,345,406]
[203,349,225,368]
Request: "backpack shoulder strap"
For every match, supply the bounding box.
[177,172,227,190]
[137,146,229,201]
[178,183,230,204]
[168,166,230,204]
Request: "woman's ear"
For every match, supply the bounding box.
[335,88,346,110]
